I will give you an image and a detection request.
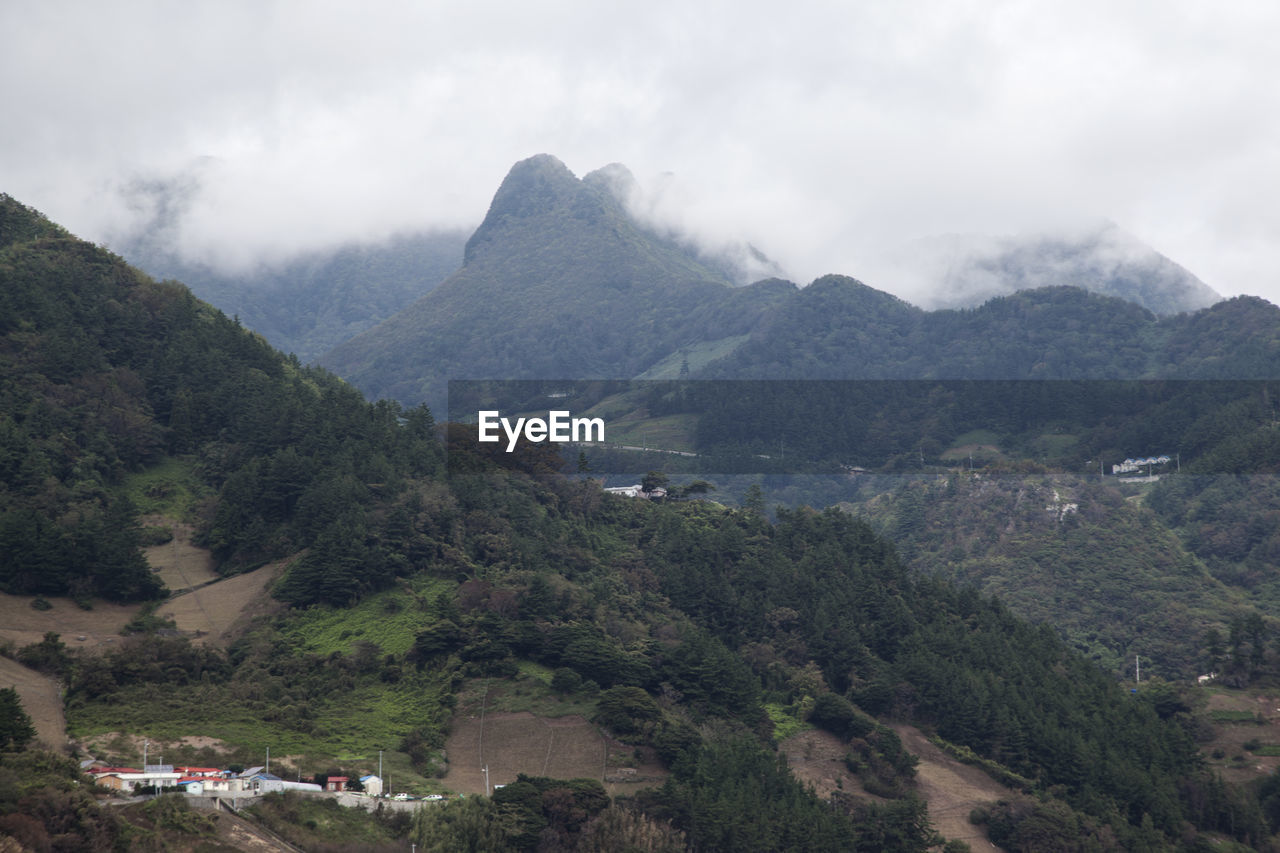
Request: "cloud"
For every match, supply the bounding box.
[2,0,1277,300]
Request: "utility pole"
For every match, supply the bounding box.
[379,750,383,796]
[266,746,269,775]
[483,765,490,797]
[1135,655,1141,684]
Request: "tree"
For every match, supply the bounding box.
[641,471,669,496]
[0,687,36,750]
[1204,627,1225,673]
[411,795,514,851]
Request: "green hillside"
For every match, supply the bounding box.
[10,193,1280,849]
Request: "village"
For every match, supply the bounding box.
[80,759,444,807]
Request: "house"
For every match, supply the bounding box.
[360,774,383,797]
[174,766,223,778]
[201,776,242,795]
[603,484,666,500]
[87,766,141,780]
[93,770,182,792]
[240,771,283,794]
[177,777,205,795]
[324,776,349,792]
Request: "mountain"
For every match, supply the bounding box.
[123,228,468,362]
[703,283,1280,380]
[320,155,791,407]
[883,222,1222,315]
[7,190,1276,850]
[317,158,1270,410]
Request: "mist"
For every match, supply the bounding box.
[3,0,1277,303]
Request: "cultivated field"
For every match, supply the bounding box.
[778,724,1013,849]
[0,655,67,750]
[157,556,291,647]
[892,724,1010,851]
[1200,688,1280,784]
[0,593,139,653]
[444,707,667,796]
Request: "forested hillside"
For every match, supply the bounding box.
[703,280,1280,380]
[9,192,1280,849]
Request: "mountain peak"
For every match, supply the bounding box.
[583,162,639,205]
[463,154,610,265]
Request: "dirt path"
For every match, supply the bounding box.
[891,725,1010,851]
[0,656,67,750]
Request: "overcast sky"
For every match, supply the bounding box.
[3,0,1277,303]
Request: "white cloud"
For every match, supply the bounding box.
[1,0,1276,301]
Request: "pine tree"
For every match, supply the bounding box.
[0,687,36,750]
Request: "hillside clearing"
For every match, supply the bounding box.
[443,709,667,796]
[158,556,292,647]
[1200,688,1280,784]
[781,728,886,802]
[0,655,67,750]
[141,517,220,593]
[0,593,139,652]
[891,725,1011,851]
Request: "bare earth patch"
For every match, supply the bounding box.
[782,725,1010,849]
[140,517,220,593]
[157,556,292,647]
[0,656,67,750]
[78,731,234,766]
[443,709,666,796]
[0,593,139,653]
[781,728,885,802]
[891,725,1011,851]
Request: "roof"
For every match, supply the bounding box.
[328,776,349,782]
[88,766,141,774]
[359,774,380,781]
